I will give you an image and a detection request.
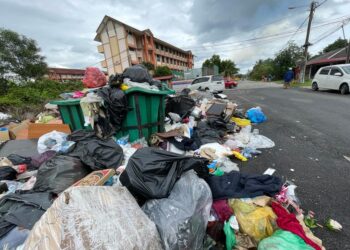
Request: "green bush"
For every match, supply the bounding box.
[0,79,84,118]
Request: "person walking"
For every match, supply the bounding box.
[283,68,294,89]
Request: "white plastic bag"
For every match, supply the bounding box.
[37,131,74,154]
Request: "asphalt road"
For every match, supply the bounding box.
[225,81,350,250]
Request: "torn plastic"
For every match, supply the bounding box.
[37,131,75,154]
[142,171,212,250]
[216,157,239,172]
[24,186,163,250]
[232,126,275,149]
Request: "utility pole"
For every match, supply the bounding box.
[301,1,316,83]
[346,39,350,63]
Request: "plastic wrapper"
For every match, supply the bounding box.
[24,186,163,250]
[233,126,275,149]
[142,171,212,250]
[216,157,239,172]
[258,229,314,250]
[82,67,107,88]
[37,131,74,154]
[229,199,277,242]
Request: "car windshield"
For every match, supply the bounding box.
[341,66,350,74]
[212,75,223,81]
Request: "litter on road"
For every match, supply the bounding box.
[0,65,330,250]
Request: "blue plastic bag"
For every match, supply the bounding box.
[246,107,267,124]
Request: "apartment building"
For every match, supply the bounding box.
[94,15,194,76]
[47,68,86,82]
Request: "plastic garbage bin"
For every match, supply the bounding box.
[50,99,87,131]
[116,87,175,142]
[51,86,175,141]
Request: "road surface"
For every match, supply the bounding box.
[225,80,350,249]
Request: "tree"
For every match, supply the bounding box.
[154,66,172,77]
[0,28,47,81]
[249,59,275,80]
[202,54,239,77]
[322,38,348,53]
[141,61,155,71]
[273,42,304,79]
[221,59,239,77]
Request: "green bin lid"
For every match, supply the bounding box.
[50,99,81,105]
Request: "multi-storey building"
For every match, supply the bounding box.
[94,15,194,76]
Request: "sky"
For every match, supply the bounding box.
[1,0,350,73]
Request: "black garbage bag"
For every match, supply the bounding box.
[33,155,91,194]
[165,95,196,118]
[97,85,128,133]
[0,167,17,181]
[67,130,123,170]
[207,116,235,132]
[193,121,224,146]
[120,147,209,200]
[122,64,153,83]
[7,154,31,165]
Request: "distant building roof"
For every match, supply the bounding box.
[153,75,173,80]
[307,47,348,65]
[48,67,107,75]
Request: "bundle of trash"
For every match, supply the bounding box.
[0,64,334,250]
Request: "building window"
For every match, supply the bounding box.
[157,55,161,62]
[162,56,165,63]
[166,57,169,63]
[155,43,159,49]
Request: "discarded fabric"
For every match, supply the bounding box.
[206,171,283,200]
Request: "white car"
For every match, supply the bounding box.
[312,64,350,95]
[188,75,225,92]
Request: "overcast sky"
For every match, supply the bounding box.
[1,0,350,73]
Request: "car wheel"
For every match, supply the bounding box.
[340,83,349,95]
[205,87,210,91]
[312,82,318,91]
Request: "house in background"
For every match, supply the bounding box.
[306,47,349,79]
[94,15,194,76]
[47,68,107,82]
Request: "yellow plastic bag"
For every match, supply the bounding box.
[232,117,251,127]
[229,199,277,242]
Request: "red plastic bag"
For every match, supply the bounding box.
[82,67,107,88]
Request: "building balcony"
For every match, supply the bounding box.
[131,59,139,65]
[128,43,137,49]
[100,60,107,68]
[97,45,104,54]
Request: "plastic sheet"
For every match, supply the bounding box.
[37,131,74,154]
[120,147,208,200]
[258,229,314,250]
[233,126,275,149]
[142,171,212,250]
[24,186,163,250]
[229,199,277,242]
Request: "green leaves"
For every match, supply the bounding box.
[0,28,48,81]
[202,54,239,77]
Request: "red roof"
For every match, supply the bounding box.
[307,47,348,66]
[153,75,173,80]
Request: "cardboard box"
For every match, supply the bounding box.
[73,169,116,186]
[0,128,10,142]
[8,120,30,140]
[27,123,71,139]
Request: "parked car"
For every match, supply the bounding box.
[225,79,238,88]
[312,64,350,95]
[188,75,225,92]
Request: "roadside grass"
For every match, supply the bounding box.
[275,79,312,87]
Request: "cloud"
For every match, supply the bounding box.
[0,0,349,73]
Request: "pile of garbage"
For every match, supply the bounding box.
[0,65,336,249]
